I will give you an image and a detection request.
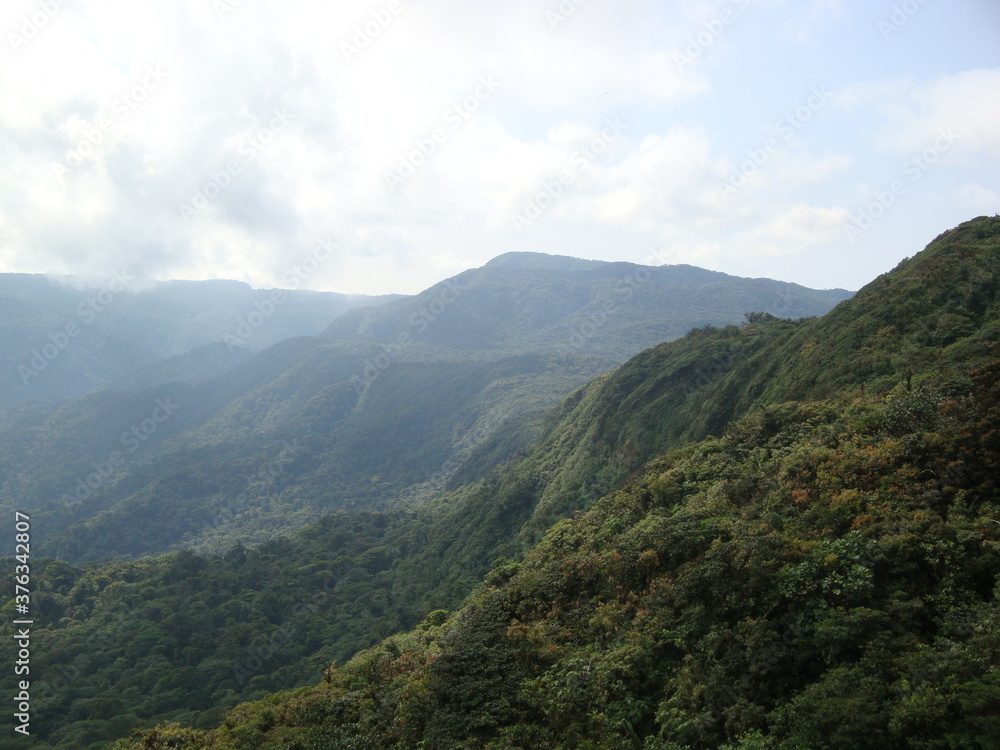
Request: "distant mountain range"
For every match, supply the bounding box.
[0,274,399,410]
[0,254,852,563]
[323,251,852,360]
[1,217,995,750]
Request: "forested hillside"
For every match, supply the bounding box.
[0,255,850,563]
[116,362,998,749]
[323,251,851,361]
[92,215,999,750]
[8,349,609,562]
[1,220,995,749]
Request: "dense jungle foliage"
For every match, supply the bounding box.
[112,361,1000,749]
[0,253,846,563]
[109,216,999,749]
[1,217,996,748]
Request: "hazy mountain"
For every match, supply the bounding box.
[1,218,996,749]
[0,274,398,410]
[323,252,853,360]
[0,255,853,564]
[114,216,1000,750]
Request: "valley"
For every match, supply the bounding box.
[1,220,997,749]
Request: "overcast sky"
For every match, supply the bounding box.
[0,0,997,295]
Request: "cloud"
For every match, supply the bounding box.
[738,203,853,256]
[957,184,1000,213]
[0,0,996,295]
[0,0,709,291]
[865,69,1000,159]
[571,127,728,229]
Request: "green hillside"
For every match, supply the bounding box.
[322,252,852,360]
[120,363,997,749]
[91,215,999,750]
[3,346,610,562]
[0,255,851,563]
[1,220,995,749]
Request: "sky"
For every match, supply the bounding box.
[0,0,998,296]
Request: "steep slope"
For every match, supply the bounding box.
[392,217,1000,606]
[0,253,852,563]
[137,363,998,749]
[712,217,1000,409]
[515,216,1000,538]
[95,216,999,750]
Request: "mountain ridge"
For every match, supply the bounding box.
[0,273,400,411]
[0,253,854,563]
[322,253,853,359]
[93,215,1000,750]
[5,221,997,748]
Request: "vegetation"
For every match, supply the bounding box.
[109,361,1000,749]
[1,350,613,561]
[323,251,852,361]
[0,512,417,748]
[0,253,850,562]
[1,218,997,748]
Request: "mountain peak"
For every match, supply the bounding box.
[482,251,608,272]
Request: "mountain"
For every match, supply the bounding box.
[59,215,996,750]
[0,256,852,564]
[322,252,852,360]
[369,217,1000,619]
[94,218,1000,748]
[19,349,614,562]
[174,358,994,750]
[0,274,398,411]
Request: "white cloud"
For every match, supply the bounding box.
[569,127,728,229]
[957,184,1000,213]
[0,0,996,295]
[738,203,853,256]
[0,0,711,291]
[867,69,1000,159]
